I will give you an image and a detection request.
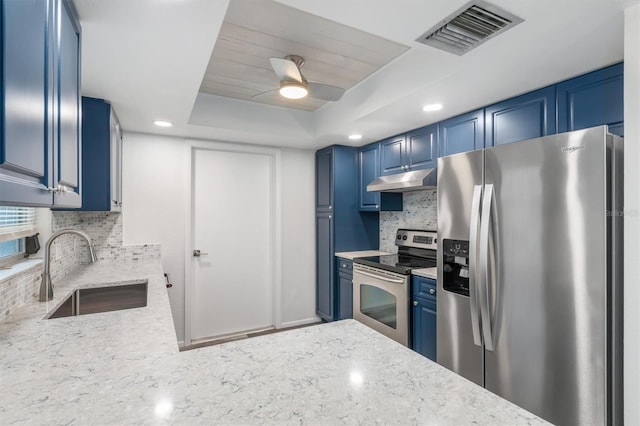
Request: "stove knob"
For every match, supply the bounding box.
[402,235,407,240]
[397,235,402,240]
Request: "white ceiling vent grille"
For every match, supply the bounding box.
[416,0,523,55]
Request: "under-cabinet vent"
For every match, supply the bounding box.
[416,0,523,55]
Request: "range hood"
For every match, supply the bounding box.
[367,169,437,193]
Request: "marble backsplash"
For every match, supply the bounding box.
[51,212,161,266]
[379,190,437,253]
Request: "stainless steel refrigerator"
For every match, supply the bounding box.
[436,126,623,425]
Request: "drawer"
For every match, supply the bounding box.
[336,257,353,273]
[413,276,436,300]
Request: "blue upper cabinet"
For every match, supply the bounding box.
[380,135,406,175]
[0,0,82,207]
[53,0,81,208]
[358,143,402,212]
[76,97,123,211]
[316,147,333,211]
[557,62,623,136]
[485,86,557,147]
[438,109,485,157]
[380,124,438,176]
[0,0,53,206]
[358,143,380,211]
[406,124,438,170]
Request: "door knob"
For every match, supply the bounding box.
[193,250,208,257]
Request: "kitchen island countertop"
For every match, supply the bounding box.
[0,261,548,425]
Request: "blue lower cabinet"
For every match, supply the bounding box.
[412,297,437,361]
[411,276,437,361]
[557,62,623,135]
[337,257,353,319]
[316,212,334,321]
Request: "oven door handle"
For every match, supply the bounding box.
[354,269,405,284]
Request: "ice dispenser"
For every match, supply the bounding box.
[442,239,470,296]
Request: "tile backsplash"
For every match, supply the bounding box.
[379,190,437,253]
[51,212,161,267]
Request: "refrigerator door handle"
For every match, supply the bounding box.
[468,185,483,346]
[479,184,495,351]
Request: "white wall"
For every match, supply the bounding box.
[624,5,640,425]
[122,132,317,342]
[122,132,188,340]
[280,149,316,327]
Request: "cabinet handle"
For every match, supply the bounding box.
[375,204,379,209]
[413,300,419,306]
[328,215,332,219]
[328,205,332,210]
[429,288,436,295]
[47,185,68,195]
[342,264,346,268]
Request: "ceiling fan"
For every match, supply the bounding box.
[254,55,345,101]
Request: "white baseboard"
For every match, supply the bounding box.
[279,317,322,329]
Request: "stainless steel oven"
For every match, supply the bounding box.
[353,264,409,345]
[353,229,437,346]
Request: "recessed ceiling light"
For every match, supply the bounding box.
[279,82,308,99]
[348,134,363,141]
[153,120,174,127]
[422,103,443,112]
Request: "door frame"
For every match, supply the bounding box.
[183,139,282,346]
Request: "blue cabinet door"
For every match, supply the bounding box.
[557,62,623,135]
[0,0,53,206]
[406,124,438,170]
[358,142,402,212]
[380,135,406,176]
[53,0,81,208]
[338,271,353,320]
[438,109,485,157]
[412,297,437,361]
[358,143,380,211]
[485,86,557,147]
[316,212,334,321]
[316,147,333,211]
[337,257,353,319]
[78,97,111,211]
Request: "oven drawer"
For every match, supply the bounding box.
[336,257,353,273]
[413,276,437,300]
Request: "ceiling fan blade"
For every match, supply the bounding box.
[269,58,303,83]
[307,82,345,101]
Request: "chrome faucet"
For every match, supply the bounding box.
[39,229,98,302]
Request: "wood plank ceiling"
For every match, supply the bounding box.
[199,0,409,111]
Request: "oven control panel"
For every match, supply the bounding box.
[395,229,438,250]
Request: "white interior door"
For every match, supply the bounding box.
[191,148,273,341]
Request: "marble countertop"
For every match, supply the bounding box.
[412,267,438,280]
[0,262,547,425]
[335,250,391,260]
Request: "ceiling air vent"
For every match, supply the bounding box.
[416,0,523,55]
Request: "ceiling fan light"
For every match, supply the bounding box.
[279,82,308,99]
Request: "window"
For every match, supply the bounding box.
[0,207,37,266]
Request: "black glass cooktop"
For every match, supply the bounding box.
[354,254,436,275]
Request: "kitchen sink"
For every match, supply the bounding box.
[47,281,148,319]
